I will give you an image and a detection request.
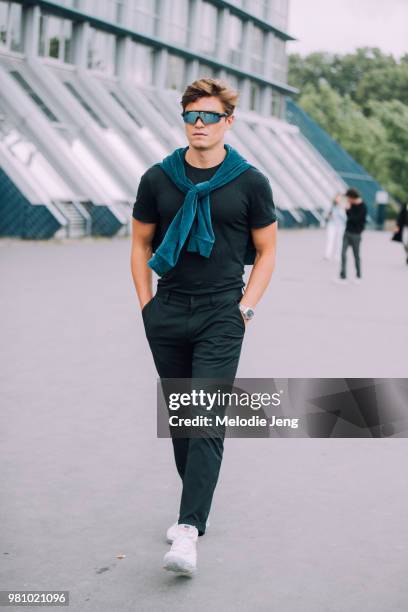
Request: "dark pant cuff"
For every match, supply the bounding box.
[178,518,206,536]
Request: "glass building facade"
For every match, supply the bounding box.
[0,0,347,238]
[1,0,293,117]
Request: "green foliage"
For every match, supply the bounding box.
[288,48,408,200]
[368,100,408,201]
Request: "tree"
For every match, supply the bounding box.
[288,48,396,100]
[288,49,408,201]
[356,64,408,110]
[368,101,408,201]
[298,82,387,182]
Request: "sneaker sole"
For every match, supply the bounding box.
[163,555,196,576]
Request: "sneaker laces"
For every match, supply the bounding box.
[171,530,197,554]
[171,535,194,554]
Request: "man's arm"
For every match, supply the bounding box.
[240,221,277,315]
[130,218,156,311]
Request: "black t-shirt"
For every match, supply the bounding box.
[132,151,277,294]
[345,201,367,234]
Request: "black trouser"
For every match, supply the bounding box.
[340,230,362,278]
[142,286,246,536]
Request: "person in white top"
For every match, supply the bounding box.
[324,194,347,262]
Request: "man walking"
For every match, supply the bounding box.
[338,187,367,283]
[130,78,277,576]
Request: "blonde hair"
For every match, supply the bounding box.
[181,77,239,116]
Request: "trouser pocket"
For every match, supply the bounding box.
[230,296,246,333]
[141,294,156,322]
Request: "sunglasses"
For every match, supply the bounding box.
[181,110,229,125]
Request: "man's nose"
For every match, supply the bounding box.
[194,117,205,127]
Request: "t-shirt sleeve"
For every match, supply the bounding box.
[132,169,159,223]
[248,171,277,229]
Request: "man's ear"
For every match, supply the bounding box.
[226,115,235,130]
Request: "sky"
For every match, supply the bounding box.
[287,0,408,59]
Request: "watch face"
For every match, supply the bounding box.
[245,308,255,320]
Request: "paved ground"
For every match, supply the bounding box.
[1,229,407,611]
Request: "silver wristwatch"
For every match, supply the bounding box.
[239,304,255,321]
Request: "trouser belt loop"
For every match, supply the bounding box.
[163,291,171,304]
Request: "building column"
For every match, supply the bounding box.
[264,31,275,80]
[187,0,202,51]
[240,77,251,110]
[263,0,272,23]
[260,85,272,116]
[215,7,229,64]
[72,21,90,69]
[23,5,41,59]
[114,1,132,78]
[156,0,172,40]
[116,37,133,80]
[241,19,252,72]
[185,58,199,84]
[154,48,168,89]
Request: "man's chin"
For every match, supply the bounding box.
[189,142,210,151]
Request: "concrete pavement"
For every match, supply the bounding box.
[1,229,407,611]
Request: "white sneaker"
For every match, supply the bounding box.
[163,524,198,576]
[353,277,362,284]
[166,515,210,544]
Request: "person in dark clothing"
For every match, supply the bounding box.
[130,78,277,576]
[338,187,367,283]
[394,201,408,264]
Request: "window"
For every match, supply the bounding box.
[250,25,265,74]
[87,27,116,74]
[64,81,108,128]
[39,13,73,63]
[0,104,75,201]
[270,34,287,81]
[165,54,185,91]
[59,0,81,7]
[9,70,59,122]
[87,0,124,23]
[0,1,23,52]
[225,73,240,92]
[144,89,173,124]
[129,41,154,85]
[249,81,261,111]
[198,2,218,56]
[270,90,283,118]
[269,0,288,30]
[249,0,269,20]
[227,14,243,66]
[131,0,159,36]
[167,0,189,46]
[198,62,215,78]
[110,91,142,127]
